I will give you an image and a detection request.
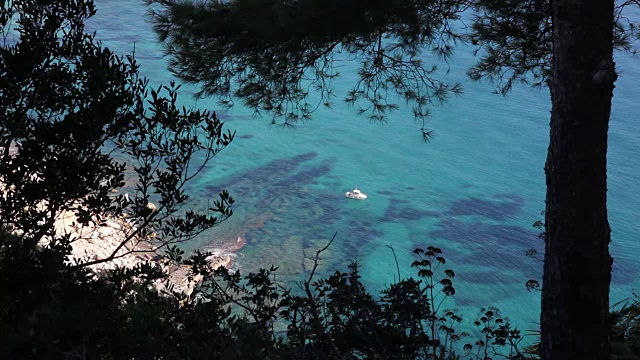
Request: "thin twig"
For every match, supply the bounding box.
[385,244,401,282]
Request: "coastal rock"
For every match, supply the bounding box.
[159,254,231,298]
[2,146,232,296]
[146,202,157,212]
[49,207,234,296]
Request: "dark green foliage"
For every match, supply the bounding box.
[512,295,640,360]
[1,230,168,359]
[0,0,234,266]
[5,211,524,359]
[523,218,544,291]
[467,0,636,94]
[147,0,465,137]
[185,244,534,359]
[610,294,640,360]
[3,221,532,359]
[0,1,238,356]
[467,0,552,94]
[8,222,638,359]
[0,228,286,359]
[146,0,639,128]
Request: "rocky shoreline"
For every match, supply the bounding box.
[52,204,235,297]
[1,144,237,297]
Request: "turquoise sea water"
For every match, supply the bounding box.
[89,1,640,331]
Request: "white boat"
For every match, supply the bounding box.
[345,187,367,200]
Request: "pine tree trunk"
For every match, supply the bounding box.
[541,0,616,358]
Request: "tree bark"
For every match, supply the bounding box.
[542,0,616,358]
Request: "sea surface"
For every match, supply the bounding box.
[88,1,640,332]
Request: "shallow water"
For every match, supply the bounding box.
[89,1,640,332]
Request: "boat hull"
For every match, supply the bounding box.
[345,192,367,200]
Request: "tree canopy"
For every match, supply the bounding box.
[146,0,637,126]
[147,0,471,138]
[0,0,235,264]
